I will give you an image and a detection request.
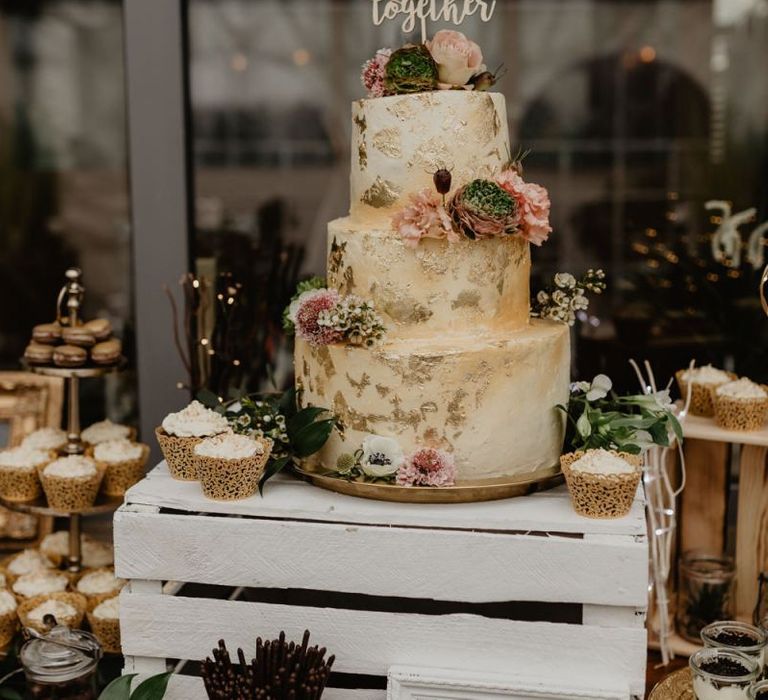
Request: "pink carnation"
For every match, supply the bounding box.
[392,189,458,249]
[295,289,343,346]
[361,48,392,98]
[396,448,457,487]
[496,169,552,246]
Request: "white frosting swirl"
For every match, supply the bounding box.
[22,428,67,451]
[94,439,144,463]
[13,571,68,598]
[40,531,72,557]
[682,365,732,384]
[571,449,636,475]
[162,401,230,438]
[194,433,262,460]
[8,549,55,576]
[81,420,131,445]
[82,540,114,568]
[0,590,17,615]
[0,446,51,471]
[77,570,123,595]
[44,456,97,479]
[28,599,77,624]
[716,378,767,400]
[92,596,119,620]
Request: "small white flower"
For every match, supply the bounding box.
[360,435,404,478]
[555,272,577,290]
[571,295,589,311]
[571,381,590,394]
[552,290,569,306]
[537,291,550,304]
[586,374,613,401]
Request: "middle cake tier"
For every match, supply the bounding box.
[327,217,531,339]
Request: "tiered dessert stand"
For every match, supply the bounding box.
[1,269,123,573]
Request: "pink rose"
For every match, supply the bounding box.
[496,170,552,246]
[426,30,484,88]
[392,189,456,249]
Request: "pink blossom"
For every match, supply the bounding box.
[396,448,457,487]
[295,289,343,346]
[426,30,484,88]
[361,48,392,98]
[496,169,552,246]
[392,189,457,249]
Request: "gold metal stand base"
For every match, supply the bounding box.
[648,669,692,700]
[293,466,563,504]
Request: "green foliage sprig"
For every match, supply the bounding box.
[198,387,335,493]
[559,374,683,455]
[99,673,171,700]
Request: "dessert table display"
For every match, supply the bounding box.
[114,463,648,699]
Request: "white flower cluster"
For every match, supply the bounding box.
[234,400,289,455]
[533,269,606,327]
[317,295,386,348]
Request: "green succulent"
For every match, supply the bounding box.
[462,179,517,218]
[384,44,438,95]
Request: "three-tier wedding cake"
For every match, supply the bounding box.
[289,33,572,491]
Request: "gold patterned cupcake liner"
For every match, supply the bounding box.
[38,462,106,513]
[0,450,56,502]
[712,387,768,432]
[155,427,205,481]
[90,443,150,496]
[18,591,87,634]
[675,369,738,417]
[560,450,643,519]
[194,438,273,501]
[86,598,121,654]
[0,609,18,648]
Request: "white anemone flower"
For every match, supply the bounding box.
[360,435,404,478]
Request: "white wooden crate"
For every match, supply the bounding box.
[114,463,648,699]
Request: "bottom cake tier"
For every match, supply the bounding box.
[295,319,571,483]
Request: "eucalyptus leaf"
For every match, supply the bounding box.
[195,389,221,410]
[130,672,172,700]
[278,388,298,418]
[287,407,329,438]
[98,674,137,700]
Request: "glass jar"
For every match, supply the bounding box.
[677,552,736,643]
[702,621,767,675]
[748,679,768,699]
[690,648,759,700]
[20,625,103,699]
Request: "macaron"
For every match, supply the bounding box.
[32,323,61,345]
[53,345,87,368]
[83,319,112,342]
[61,327,96,348]
[91,339,121,366]
[24,343,54,365]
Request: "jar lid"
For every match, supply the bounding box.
[20,625,102,684]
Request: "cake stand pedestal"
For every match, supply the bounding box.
[8,362,126,572]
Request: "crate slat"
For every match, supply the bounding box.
[124,464,646,536]
[114,507,648,606]
[119,592,647,696]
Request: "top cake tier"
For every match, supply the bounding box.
[350,91,510,225]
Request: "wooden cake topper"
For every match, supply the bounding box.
[372,0,497,43]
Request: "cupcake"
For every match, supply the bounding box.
[560,449,643,519]
[0,590,18,647]
[81,420,133,446]
[713,379,768,432]
[87,595,120,654]
[0,446,53,501]
[12,570,69,600]
[193,434,272,501]
[21,427,67,452]
[40,456,104,512]
[157,401,231,481]
[5,549,56,581]
[676,365,736,417]
[40,531,73,567]
[93,439,149,496]
[18,592,87,634]
[81,539,114,569]
[75,568,124,606]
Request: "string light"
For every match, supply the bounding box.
[200,338,209,346]
[192,279,200,289]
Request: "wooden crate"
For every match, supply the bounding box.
[114,464,649,699]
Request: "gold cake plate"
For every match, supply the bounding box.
[649,669,693,700]
[292,466,564,504]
